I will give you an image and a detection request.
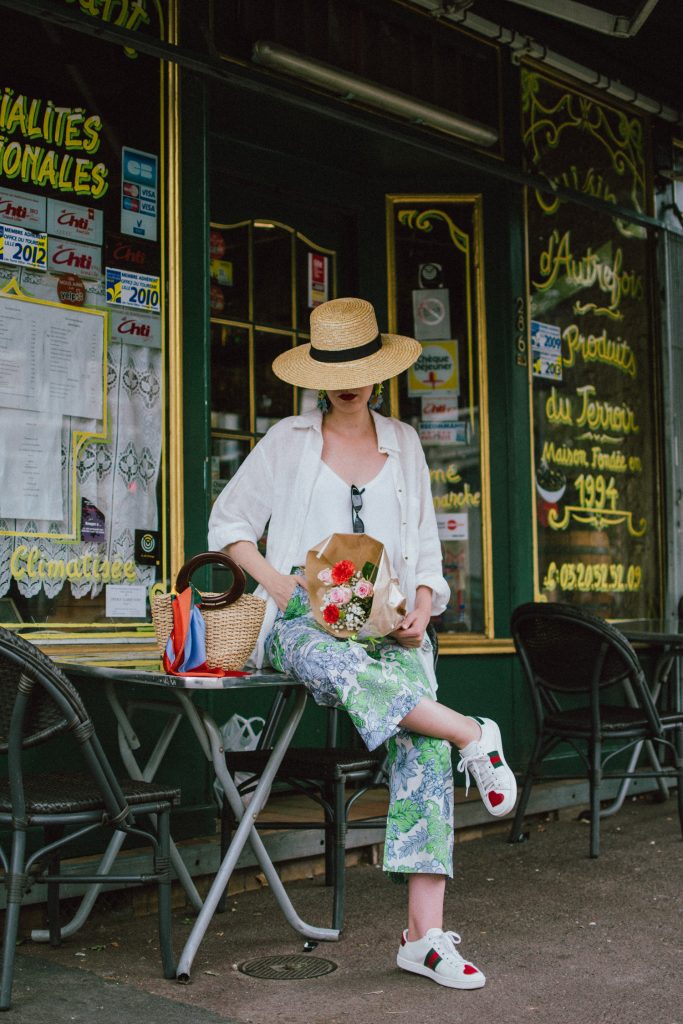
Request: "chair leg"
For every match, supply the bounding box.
[332,779,347,932]
[0,831,27,1011]
[155,807,176,980]
[508,735,544,843]
[589,740,602,859]
[675,725,683,840]
[325,782,337,888]
[45,824,64,947]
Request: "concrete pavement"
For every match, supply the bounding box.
[9,795,682,1024]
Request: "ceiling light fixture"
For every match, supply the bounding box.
[252,40,499,148]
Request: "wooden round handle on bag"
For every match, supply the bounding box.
[175,552,246,609]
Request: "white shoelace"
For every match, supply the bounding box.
[456,748,496,797]
[436,931,466,965]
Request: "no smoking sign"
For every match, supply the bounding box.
[412,288,451,340]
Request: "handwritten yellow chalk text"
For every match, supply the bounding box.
[562,323,637,378]
[545,385,639,437]
[10,545,136,584]
[429,464,481,510]
[534,229,644,318]
[0,89,108,198]
[543,561,642,594]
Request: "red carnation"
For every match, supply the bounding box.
[323,604,340,624]
[331,559,355,585]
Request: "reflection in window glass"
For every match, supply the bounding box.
[254,331,295,431]
[253,224,293,329]
[296,236,334,330]
[210,224,249,322]
[211,323,250,431]
[210,436,251,504]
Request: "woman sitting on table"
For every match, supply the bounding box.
[208,297,516,991]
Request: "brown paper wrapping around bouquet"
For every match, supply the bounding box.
[305,532,407,640]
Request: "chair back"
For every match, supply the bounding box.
[0,628,90,753]
[511,602,661,732]
[0,627,131,822]
[512,602,639,692]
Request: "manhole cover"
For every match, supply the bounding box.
[238,954,337,980]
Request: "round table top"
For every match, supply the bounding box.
[617,619,683,646]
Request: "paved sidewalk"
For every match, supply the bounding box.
[10,796,683,1024]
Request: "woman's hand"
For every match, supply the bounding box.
[271,573,308,613]
[390,607,431,648]
[225,543,308,613]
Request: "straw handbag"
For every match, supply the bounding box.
[152,552,266,671]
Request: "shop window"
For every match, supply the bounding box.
[523,68,663,618]
[386,195,493,645]
[209,218,337,484]
[0,11,167,638]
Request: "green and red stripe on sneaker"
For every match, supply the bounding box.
[457,717,517,817]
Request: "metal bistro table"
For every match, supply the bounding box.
[606,618,683,813]
[619,619,683,719]
[42,665,339,982]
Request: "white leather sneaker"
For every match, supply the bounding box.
[397,928,486,989]
[457,716,517,817]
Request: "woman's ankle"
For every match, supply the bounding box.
[454,716,482,750]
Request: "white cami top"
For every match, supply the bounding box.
[295,459,403,570]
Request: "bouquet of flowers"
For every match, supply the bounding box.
[306,533,406,640]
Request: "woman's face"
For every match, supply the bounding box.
[326,385,374,412]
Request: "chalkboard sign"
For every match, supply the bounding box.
[524,68,662,617]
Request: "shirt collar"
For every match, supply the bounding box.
[291,408,400,453]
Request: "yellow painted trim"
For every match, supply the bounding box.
[439,638,515,655]
[166,0,183,579]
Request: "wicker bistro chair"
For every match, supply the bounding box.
[220,626,439,931]
[509,602,683,858]
[0,628,180,1010]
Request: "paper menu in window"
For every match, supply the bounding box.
[0,408,63,520]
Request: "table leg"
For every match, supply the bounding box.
[599,663,672,817]
[176,687,339,983]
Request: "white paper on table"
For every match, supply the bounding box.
[0,408,63,520]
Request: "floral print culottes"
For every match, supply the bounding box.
[265,585,454,877]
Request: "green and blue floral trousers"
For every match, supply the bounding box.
[265,584,454,877]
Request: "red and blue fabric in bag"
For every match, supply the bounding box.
[163,587,245,677]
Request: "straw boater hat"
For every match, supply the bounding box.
[271,297,422,390]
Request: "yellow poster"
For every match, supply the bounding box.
[407,340,459,397]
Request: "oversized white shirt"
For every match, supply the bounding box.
[207,409,450,667]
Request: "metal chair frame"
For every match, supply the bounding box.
[0,628,178,1010]
[509,602,683,858]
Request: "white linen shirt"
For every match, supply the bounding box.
[207,409,450,667]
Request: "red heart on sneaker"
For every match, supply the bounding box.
[464,965,479,974]
[488,791,504,807]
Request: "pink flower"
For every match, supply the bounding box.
[329,586,352,606]
[354,579,374,599]
[317,567,333,584]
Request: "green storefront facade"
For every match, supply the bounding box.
[1,0,681,846]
